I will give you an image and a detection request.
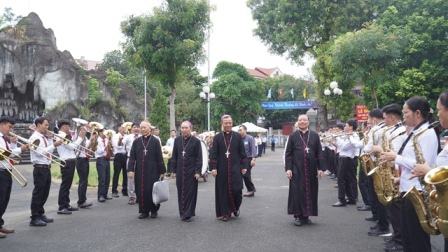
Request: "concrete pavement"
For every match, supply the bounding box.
[1,149,445,251]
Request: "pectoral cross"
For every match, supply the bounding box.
[305,147,309,153]
[144,149,147,156]
[182,151,186,157]
[225,151,230,158]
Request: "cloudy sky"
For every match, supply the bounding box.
[1,0,315,78]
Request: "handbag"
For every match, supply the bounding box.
[152,178,169,205]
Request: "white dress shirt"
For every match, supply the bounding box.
[0,132,22,170]
[56,134,83,160]
[29,131,55,165]
[165,137,175,148]
[112,133,126,155]
[94,137,108,158]
[395,122,438,192]
[336,133,360,158]
[124,134,140,156]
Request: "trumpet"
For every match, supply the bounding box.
[320,132,359,143]
[0,147,27,187]
[9,132,66,167]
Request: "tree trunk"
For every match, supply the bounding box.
[317,103,328,130]
[170,86,176,130]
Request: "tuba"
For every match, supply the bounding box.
[367,124,401,205]
[403,121,441,235]
[425,166,448,238]
[122,122,133,134]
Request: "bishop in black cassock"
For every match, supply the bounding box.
[128,121,166,219]
[169,121,203,221]
[284,115,323,226]
[209,115,248,221]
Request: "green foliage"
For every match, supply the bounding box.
[150,86,170,143]
[121,0,213,129]
[0,7,22,29]
[79,107,90,118]
[87,77,102,107]
[105,69,123,97]
[210,61,265,130]
[174,76,206,131]
[247,0,389,62]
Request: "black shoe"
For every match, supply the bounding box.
[385,241,403,252]
[30,219,47,227]
[139,213,149,219]
[57,208,72,215]
[182,217,192,222]
[365,216,378,222]
[221,216,229,221]
[294,218,303,226]
[357,205,371,211]
[40,215,54,223]
[370,224,379,230]
[112,193,119,198]
[346,199,357,205]
[332,201,346,207]
[368,228,391,237]
[383,237,393,245]
[234,209,240,217]
[67,206,79,211]
[122,193,129,197]
[98,196,106,202]
[78,202,93,208]
[301,218,312,225]
[105,196,113,200]
[150,212,158,218]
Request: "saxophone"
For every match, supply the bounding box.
[424,165,448,238]
[367,124,399,205]
[403,121,441,235]
[360,125,384,175]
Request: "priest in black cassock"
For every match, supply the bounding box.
[210,115,248,221]
[285,114,324,226]
[128,121,166,219]
[169,121,203,222]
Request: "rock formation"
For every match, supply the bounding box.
[0,12,149,129]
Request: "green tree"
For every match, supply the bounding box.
[150,86,170,143]
[329,24,402,108]
[210,61,265,130]
[87,77,102,107]
[121,0,213,131]
[379,1,448,107]
[105,69,123,97]
[247,0,389,61]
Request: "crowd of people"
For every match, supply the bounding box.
[2,92,448,252]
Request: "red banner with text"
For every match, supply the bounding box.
[356,105,369,123]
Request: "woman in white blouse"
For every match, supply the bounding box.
[380,96,439,252]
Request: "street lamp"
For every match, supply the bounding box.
[324,81,343,123]
[199,85,215,131]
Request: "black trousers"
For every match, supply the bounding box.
[76,157,89,205]
[401,196,431,252]
[0,170,12,228]
[96,158,110,198]
[358,161,371,206]
[337,156,356,202]
[262,142,266,154]
[350,157,358,199]
[367,176,378,218]
[387,200,402,245]
[334,153,339,177]
[58,160,76,210]
[243,158,255,192]
[31,166,51,219]
[271,143,275,151]
[112,153,127,194]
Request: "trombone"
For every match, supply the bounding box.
[0,147,27,187]
[9,132,66,167]
[48,130,95,156]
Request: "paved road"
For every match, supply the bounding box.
[2,149,445,251]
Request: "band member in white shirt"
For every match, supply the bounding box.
[112,125,128,197]
[123,123,140,205]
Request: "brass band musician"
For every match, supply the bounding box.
[29,117,63,227]
[0,116,28,237]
